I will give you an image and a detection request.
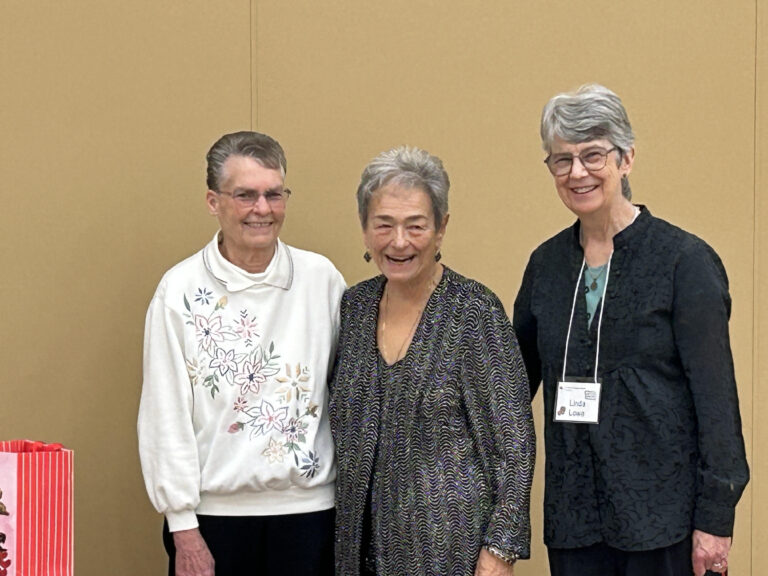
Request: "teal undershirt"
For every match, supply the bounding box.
[585,264,607,327]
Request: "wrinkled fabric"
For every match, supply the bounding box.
[513,206,749,550]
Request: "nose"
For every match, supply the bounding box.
[251,194,271,213]
[392,226,408,247]
[569,156,589,178]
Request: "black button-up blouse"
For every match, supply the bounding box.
[513,206,749,550]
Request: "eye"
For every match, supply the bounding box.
[582,151,605,164]
[265,192,282,201]
[234,192,252,201]
[553,157,572,168]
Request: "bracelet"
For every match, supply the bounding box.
[484,545,519,565]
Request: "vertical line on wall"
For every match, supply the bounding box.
[250,0,257,129]
[752,0,760,573]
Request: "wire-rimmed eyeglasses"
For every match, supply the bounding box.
[544,147,617,176]
[217,188,291,207]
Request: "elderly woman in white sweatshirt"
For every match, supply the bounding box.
[138,131,345,576]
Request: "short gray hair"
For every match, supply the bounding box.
[357,146,450,228]
[541,84,635,199]
[206,131,287,191]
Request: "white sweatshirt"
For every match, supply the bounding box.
[138,234,345,532]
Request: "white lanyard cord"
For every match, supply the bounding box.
[561,253,613,383]
[561,258,586,382]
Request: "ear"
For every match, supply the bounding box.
[435,213,450,249]
[206,189,219,216]
[621,147,635,178]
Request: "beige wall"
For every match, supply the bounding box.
[754,0,767,569]
[0,1,762,574]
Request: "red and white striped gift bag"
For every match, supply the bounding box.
[0,440,74,576]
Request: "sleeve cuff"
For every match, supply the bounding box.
[694,501,736,537]
[166,509,199,533]
[483,531,530,561]
[484,545,520,564]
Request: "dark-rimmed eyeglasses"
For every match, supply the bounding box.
[544,147,617,176]
[217,188,291,207]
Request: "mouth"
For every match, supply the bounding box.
[386,255,415,264]
[244,221,272,229]
[571,185,598,195]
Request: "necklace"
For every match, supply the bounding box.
[380,288,424,363]
[586,265,607,291]
[379,268,441,363]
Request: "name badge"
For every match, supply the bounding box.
[554,378,601,424]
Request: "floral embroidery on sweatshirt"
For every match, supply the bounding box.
[183,288,320,471]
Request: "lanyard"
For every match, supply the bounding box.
[561,253,613,383]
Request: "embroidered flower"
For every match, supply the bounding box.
[234,311,259,342]
[195,314,227,353]
[228,422,245,434]
[233,396,248,412]
[305,403,319,418]
[234,359,268,395]
[262,437,288,464]
[283,417,308,443]
[275,363,312,404]
[194,287,213,305]
[186,357,200,387]
[245,400,289,436]
[214,296,228,310]
[209,348,237,376]
[299,451,320,478]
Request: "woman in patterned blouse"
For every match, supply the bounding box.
[513,84,749,576]
[330,146,535,576]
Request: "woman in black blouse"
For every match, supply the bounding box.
[330,146,535,576]
[513,84,749,576]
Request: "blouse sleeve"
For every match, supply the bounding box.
[137,280,202,532]
[513,253,543,398]
[326,267,347,368]
[462,290,536,560]
[671,241,749,536]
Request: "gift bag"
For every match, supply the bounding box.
[0,440,74,576]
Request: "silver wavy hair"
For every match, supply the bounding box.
[206,131,286,192]
[357,146,450,228]
[541,84,635,199]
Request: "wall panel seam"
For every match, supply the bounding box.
[251,0,257,129]
[753,0,761,573]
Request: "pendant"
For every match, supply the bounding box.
[590,280,598,291]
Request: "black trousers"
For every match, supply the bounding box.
[163,508,335,576]
[548,537,722,576]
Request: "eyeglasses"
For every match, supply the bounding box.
[217,188,291,207]
[544,147,617,176]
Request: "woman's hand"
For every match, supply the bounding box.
[692,529,731,575]
[475,547,514,576]
[173,528,215,576]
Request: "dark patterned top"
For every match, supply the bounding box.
[330,267,535,575]
[513,206,749,550]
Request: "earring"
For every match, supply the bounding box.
[364,251,372,262]
[435,251,442,262]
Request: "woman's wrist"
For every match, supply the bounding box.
[483,545,519,565]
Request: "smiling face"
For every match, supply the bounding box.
[363,183,447,288]
[549,136,634,219]
[206,155,286,268]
